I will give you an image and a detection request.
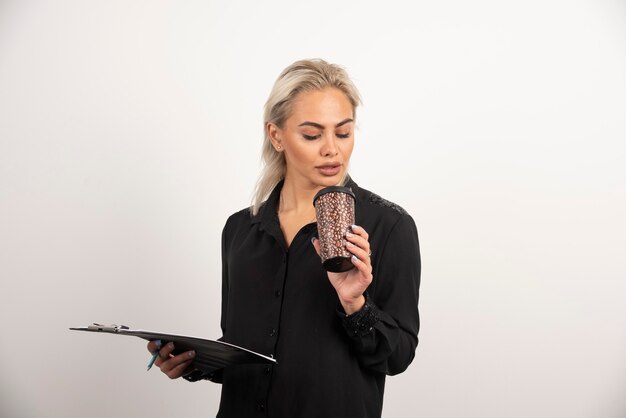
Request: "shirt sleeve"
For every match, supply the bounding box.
[338,213,421,376]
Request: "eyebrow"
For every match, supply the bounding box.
[298,118,354,129]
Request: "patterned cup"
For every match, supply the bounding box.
[313,186,356,272]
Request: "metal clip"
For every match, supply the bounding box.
[88,323,130,332]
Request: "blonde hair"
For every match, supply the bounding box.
[251,59,362,215]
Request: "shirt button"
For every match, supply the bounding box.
[275,290,281,297]
[264,366,271,374]
[258,401,265,412]
[269,328,276,337]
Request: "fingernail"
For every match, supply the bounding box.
[346,242,354,248]
[169,342,175,349]
[352,255,358,262]
[310,237,316,245]
[351,224,358,230]
[188,351,196,358]
[154,340,162,348]
[346,232,354,238]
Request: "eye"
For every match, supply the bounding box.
[336,132,351,139]
[303,134,321,140]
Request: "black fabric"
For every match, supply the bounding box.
[338,292,381,337]
[213,178,421,418]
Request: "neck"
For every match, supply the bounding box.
[279,176,322,214]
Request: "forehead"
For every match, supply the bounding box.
[288,88,354,124]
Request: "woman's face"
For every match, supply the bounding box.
[268,87,355,189]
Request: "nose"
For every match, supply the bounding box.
[320,132,338,157]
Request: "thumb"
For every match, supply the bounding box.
[311,237,321,257]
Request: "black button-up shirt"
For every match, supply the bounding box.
[213,178,420,418]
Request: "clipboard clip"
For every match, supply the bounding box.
[87,323,130,332]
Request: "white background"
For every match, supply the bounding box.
[1,1,625,417]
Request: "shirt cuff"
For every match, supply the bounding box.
[337,293,381,337]
[182,369,217,382]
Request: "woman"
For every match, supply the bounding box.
[147,59,421,418]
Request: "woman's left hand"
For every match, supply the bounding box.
[312,224,373,315]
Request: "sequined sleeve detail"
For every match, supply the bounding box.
[368,192,408,215]
[183,369,220,382]
[338,293,381,337]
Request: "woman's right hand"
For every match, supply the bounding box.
[147,340,196,379]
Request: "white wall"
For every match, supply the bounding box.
[1,1,625,417]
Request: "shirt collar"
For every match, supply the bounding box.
[251,179,284,231]
[250,176,360,230]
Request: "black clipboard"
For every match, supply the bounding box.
[70,323,276,375]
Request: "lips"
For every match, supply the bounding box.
[316,163,341,176]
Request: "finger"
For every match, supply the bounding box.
[160,342,176,357]
[154,342,175,367]
[350,254,373,278]
[147,339,162,354]
[350,224,369,241]
[161,350,196,374]
[346,244,371,267]
[166,358,194,379]
[345,232,371,254]
[311,237,321,257]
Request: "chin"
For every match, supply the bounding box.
[316,173,345,187]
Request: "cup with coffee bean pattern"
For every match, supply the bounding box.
[313,186,356,272]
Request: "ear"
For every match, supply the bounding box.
[266,122,283,152]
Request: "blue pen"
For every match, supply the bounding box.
[146,340,162,371]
